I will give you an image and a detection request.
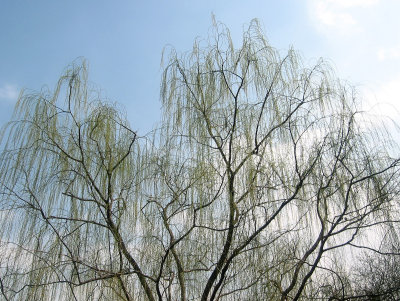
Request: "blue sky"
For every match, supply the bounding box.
[1,0,399,133]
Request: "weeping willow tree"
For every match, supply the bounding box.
[1,20,400,301]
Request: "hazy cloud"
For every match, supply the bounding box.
[0,84,19,102]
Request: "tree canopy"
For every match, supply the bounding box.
[1,20,400,301]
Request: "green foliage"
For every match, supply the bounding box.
[0,20,399,301]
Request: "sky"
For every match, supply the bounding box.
[0,0,399,134]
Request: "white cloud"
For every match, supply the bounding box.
[330,0,380,8]
[377,46,400,61]
[362,76,400,120]
[314,2,355,27]
[313,2,354,27]
[308,0,380,33]
[0,84,19,102]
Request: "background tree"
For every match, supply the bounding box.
[0,20,399,300]
[321,231,400,300]
[353,250,400,300]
